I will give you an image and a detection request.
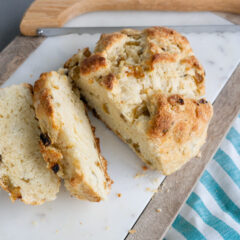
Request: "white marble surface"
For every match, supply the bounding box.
[1,11,240,240]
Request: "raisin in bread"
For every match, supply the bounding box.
[65,27,213,175]
[0,84,60,204]
[33,71,112,201]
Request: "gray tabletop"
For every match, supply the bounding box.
[0,0,34,52]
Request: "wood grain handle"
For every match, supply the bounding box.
[20,0,240,36]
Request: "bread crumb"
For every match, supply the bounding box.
[142,165,148,171]
[56,230,59,233]
[129,229,136,234]
[30,74,33,78]
[146,187,158,193]
[105,226,109,230]
[117,193,122,198]
[156,208,162,212]
[79,222,82,225]
[134,172,145,178]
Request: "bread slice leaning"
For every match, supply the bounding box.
[65,27,213,175]
[0,84,60,205]
[33,71,112,202]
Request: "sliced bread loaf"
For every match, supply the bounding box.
[0,84,60,205]
[33,71,112,201]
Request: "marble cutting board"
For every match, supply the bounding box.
[0,11,240,240]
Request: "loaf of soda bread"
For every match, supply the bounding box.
[0,84,60,204]
[65,27,213,175]
[33,71,112,201]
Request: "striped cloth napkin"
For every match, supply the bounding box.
[165,115,240,240]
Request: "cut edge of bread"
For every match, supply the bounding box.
[0,83,60,205]
[33,71,112,202]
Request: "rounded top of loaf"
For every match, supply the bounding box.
[66,27,206,122]
[64,27,213,174]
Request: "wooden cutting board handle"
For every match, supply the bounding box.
[20,0,240,36]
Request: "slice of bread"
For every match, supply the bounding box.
[65,27,213,175]
[33,71,112,201]
[0,84,60,205]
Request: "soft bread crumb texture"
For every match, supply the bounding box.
[33,71,112,201]
[65,27,213,175]
[0,84,60,205]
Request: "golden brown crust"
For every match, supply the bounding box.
[23,83,34,93]
[151,53,177,65]
[69,175,101,202]
[64,53,79,69]
[64,48,92,70]
[34,73,54,117]
[65,27,205,97]
[34,72,63,179]
[149,94,173,137]
[120,28,141,37]
[145,27,189,45]
[181,55,202,70]
[39,142,63,176]
[80,54,107,75]
[181,56,205,80]
[100,73,116,90]
[144,27,190,56]
[148,93,213,142]
[0,176,43,205]
[95,32,126,52]
[145,26,176,37]
[0,176,22,202]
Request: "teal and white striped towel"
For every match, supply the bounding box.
[165,115,240,240]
